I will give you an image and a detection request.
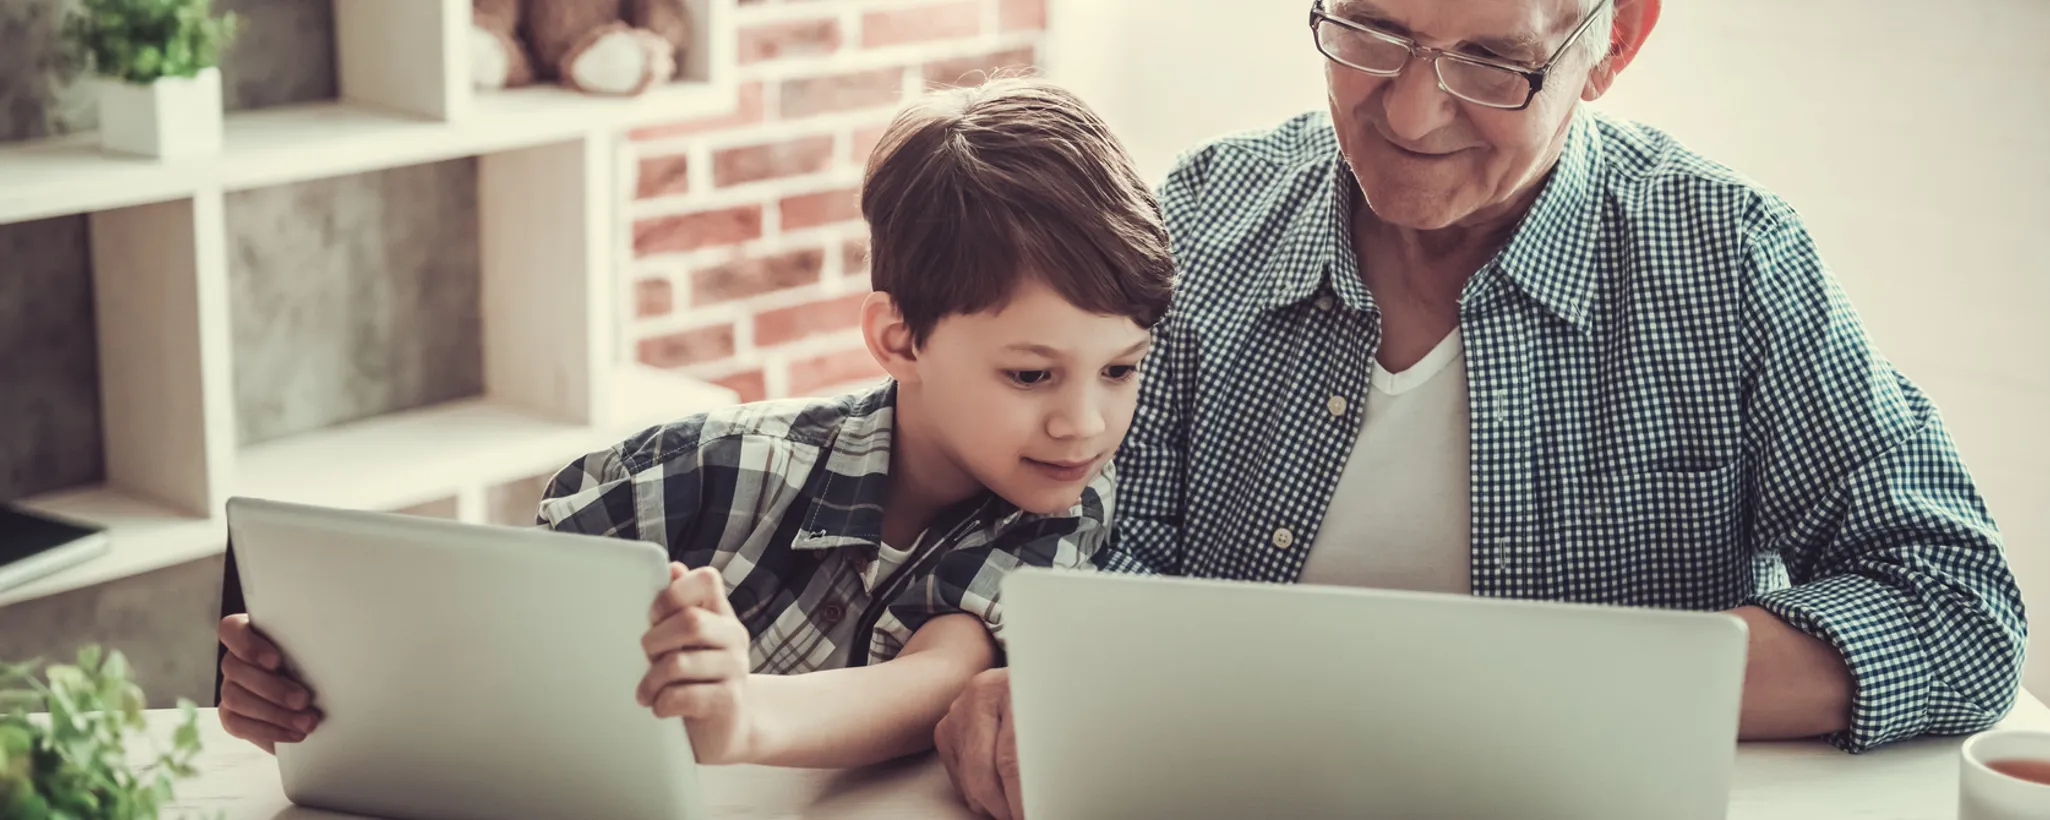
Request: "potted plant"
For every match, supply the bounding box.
[0,646,208,819]
[62,0,242,159]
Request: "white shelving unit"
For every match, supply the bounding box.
[0,0,741,609]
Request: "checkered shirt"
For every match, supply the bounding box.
[537,382,1112,674]
[1100,106,2027,753]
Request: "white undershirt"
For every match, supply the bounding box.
[1297,329,1473,594]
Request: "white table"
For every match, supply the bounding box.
[144,696,2050,819]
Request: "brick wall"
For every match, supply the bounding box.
[627,0,1046,403]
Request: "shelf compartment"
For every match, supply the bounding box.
[1,365,733,610]
[0,489,225,609]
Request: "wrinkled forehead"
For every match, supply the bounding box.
[1327,0,1592,60]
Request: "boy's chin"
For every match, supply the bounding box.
[992,481,1087,517]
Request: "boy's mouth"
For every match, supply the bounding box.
[1022,456,1098,482]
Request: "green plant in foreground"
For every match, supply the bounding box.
[0,646,208,820]
[62,0,242,85]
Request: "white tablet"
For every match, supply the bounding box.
[225,496,705,820]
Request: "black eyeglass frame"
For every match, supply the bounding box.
[1307,0,1607,111]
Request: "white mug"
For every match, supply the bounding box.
[1959,729,2050,820]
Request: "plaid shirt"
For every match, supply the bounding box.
[1103,107,2027,753]
[537,382,1112,674]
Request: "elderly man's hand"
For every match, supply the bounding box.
[934,667,1024,819]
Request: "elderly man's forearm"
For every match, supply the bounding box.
[1727,606,1854,740]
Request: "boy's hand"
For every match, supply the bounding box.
[638,563,758,765]
[216,614,322,754]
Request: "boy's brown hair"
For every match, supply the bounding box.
[859,76,1175,345]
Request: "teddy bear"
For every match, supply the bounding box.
[471,0,692,97]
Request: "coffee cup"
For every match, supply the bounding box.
[1959,729,2050,820]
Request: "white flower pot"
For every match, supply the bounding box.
[95,66,225,159]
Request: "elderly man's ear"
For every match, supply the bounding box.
[1583,0,1662,101]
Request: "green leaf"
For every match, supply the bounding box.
[64,0,239,82]
[0,643,210,820]
[75,646,102,676]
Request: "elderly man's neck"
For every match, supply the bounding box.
[1349,179,1543,308]
[1354,181,1542,263]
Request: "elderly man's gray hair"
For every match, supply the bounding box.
[1581,0,1617,65]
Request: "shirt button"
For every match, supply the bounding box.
[1272,527,1296,549]
[1326,395,1348,416]
[820,601,846,623]
[1315,295,1334,311]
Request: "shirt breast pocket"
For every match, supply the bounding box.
[1565,461,1748,604]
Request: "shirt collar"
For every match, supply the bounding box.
[789,381,897,551]
[1491,107,1605,334]
[787,380,1010,552]
[1262,107,1606,333]
[1257,146,1359,311]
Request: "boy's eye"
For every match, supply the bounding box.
[1104,364,1140,381]
[1008,370,1052,386]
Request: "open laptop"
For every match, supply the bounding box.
[1001,568,1749,820]
[225,496,706,820]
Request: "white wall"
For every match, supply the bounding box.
[1045,0,2050,695]
[1042,0,1328,186]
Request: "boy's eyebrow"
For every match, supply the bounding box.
[1003,343,1064,358]
[1001,340,1153,359]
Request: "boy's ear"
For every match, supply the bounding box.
[860,292,920,382]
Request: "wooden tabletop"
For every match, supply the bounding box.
[146,695,2049,819]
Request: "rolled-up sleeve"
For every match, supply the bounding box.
[536,444,650,541]
[1740,199,2026,752]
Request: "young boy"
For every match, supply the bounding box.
[212,77,1175,769]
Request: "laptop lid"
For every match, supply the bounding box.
[1002,569,1748,820]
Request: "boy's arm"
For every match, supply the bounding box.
[746,613,998,768]
[639,568,996,768]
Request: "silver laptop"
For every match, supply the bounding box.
[1001,568,1749,820]
[226,497,705,820]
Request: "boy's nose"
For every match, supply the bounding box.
[1047,396,1107,440]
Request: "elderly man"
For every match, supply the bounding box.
[932,0,2029,817]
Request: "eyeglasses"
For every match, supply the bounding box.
[1308,0,1606,111]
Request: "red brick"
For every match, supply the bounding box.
[713,369,768,403]
[850,122,890,165]
[691,248,825,304]
[925,46,1037,88]
[779,187,862,231]
[755,292,869,347]
[788,346,887,396]
[632,82,766,141]
[999,0,1046,32]
[781,68,904,119]
[739,18,841,64]
[635,277,674,318]
[713,135,835,187]
[639,324,736,369]
[843,236,869,273]
[863,2,981,48]
[636,154,689,199]
[633,206,764,257]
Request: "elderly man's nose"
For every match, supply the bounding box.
[1381,59,1459,141]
